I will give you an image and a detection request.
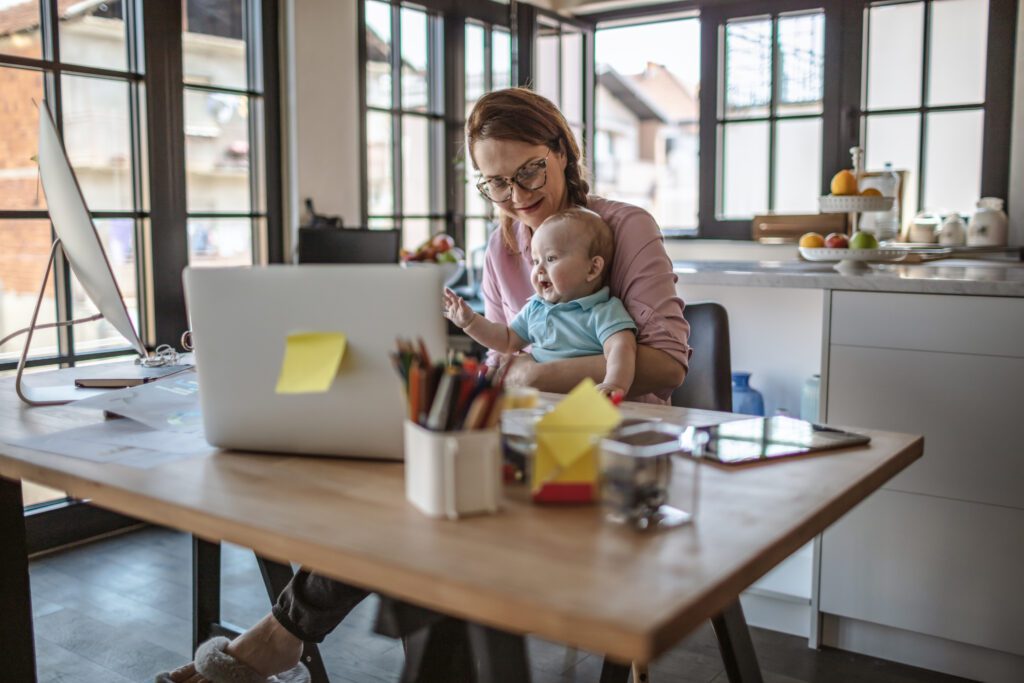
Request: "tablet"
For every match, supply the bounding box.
[685,415,870,465]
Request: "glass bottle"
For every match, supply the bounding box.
[731,372,765,416]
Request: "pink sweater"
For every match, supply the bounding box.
[481,196,691,404]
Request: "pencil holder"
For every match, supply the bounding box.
[404,420,502,519]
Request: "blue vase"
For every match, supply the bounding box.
[731,372,765,416]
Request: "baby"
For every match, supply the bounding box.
[444,207,637,399]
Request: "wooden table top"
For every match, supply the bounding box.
[0,370,922,663]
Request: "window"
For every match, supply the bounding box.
[362,1,445,252]
[184,0,270,267]
[595,15,701,232]
[717,11,825,219]
[0,0,280,535]
[464,22,514,259]
[860,0,991,222]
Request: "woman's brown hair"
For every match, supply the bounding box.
[466,87,589,253]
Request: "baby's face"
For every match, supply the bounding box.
[529,220,601,304]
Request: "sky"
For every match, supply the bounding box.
[596,18,701,87]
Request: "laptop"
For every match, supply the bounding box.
[183,265,448,459]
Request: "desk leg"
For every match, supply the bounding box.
[1,477,36,682]
[711,600,764,683]
[399,616,474,683]
[597,659,631,683]
[193,536,221,651]
[466,623,530,683]
[255,556,330,683]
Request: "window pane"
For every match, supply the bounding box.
[0,67,45,211]
[402,116,429,216]
[187,217,253,266]
[928,0,988,106]
[773,117,822,212]
[720,121,769,218]
[61,0,127,72]
[184,89,251,212]
[923,108,983,215]
[70,218,138,354]
[866,2,924,110]
[368,217,396,230]
[401,7,429,112]
[536,26,560,106]
[61,75,134,212]
[493,29,512,90]
[465,23,485,117]
[366,0,392,109]
[865,112,921,221]
[0,220,57,363]
[725,18,771,118]
[465,217,490,268]
[0,1,42,59]
[367,111,393,215]
[595,18,701,229]
[184,0,247,90]
[777,13,824,116]
[561,30,583,124]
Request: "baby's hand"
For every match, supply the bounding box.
[443,288,476,329]
[595,383,626,404]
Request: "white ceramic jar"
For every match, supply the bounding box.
[937,213,967,246]
[967,197,1008,246]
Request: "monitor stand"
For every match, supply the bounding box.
[10,240,104,405]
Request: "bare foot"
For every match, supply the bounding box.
[225,612,304,677]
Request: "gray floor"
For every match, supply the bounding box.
[27,526,974,683]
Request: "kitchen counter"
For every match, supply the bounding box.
[672,259,1024,297]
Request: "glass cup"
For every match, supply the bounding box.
[599,422,706,531]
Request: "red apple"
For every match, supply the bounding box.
[824,232,849,249]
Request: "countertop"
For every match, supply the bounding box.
[672,259,1024,297]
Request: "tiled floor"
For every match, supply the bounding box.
[28,526,975,683]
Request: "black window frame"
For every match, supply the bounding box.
[0,0,282,550]
[581,0,1016,240]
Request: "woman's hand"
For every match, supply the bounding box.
[443,288,476,329]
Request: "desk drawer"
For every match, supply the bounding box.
[830,291,1024,357]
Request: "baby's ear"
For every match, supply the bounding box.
[586,255,605,283]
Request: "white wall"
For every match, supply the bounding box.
[286,0,363,254]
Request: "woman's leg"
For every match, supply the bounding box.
[164,571,371,681]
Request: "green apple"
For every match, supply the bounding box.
[848,230,879,249]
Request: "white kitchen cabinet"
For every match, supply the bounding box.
[821,290,1024,673]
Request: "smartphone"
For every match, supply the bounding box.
[686,416,871,465]
[74,377,154,389]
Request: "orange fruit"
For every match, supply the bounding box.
[799,232,826,248]
[830,170,858,196]
[860,188,883,197]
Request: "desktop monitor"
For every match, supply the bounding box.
[14,103,182,405]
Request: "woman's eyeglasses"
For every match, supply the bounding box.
[475,152,550,203]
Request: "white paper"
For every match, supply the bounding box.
[69,370,203,433]
[13,419,215,469]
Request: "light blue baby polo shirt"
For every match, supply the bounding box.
[507,287,637,363]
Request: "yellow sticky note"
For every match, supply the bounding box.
[533,379,621,489]
[275,332,347,394]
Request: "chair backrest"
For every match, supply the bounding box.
[297,227,401,264]
[671,301,732,412]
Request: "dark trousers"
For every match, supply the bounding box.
[271,570,371,643]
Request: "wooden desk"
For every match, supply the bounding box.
[0,373,922,682]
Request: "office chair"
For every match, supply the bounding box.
[671,301,732,412]
[297,226,401,264]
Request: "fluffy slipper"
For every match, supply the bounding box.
[155,637,310,683]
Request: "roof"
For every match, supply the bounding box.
[597,67,668,123]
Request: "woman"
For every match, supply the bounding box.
[160,88,690,683]
[470,88,689,401]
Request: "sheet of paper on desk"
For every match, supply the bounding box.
[13,419,215,469]
[69,370,203,433]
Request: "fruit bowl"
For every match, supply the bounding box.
[400,247,466,288]
[819,195,894,213]
[799,247,907,274]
